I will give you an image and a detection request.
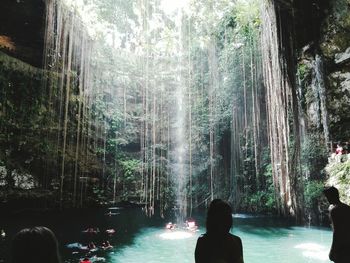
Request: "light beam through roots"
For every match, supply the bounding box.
[159,231,193,240]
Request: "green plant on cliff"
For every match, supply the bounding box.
[297,63,308,82]
[301,133,328,180]
[300,134,328,216]
[326,159,350,204]
[304,179,324,212]
[0,52,58,190]
[241,162,277,213]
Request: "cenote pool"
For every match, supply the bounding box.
[0,208,332,263]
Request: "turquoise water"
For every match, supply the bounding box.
[0,209,332,263]
[238,226,331,263]
[108,215,332,263]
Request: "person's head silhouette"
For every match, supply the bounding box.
[323,186,340,205]
[206,199,233,235]
[196,199,243,263]
[11,226,61,263]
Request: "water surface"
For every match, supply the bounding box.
[108,215,332,263]
[0,209,332,263]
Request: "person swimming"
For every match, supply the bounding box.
[82,228,99,234]
[186,220,198,232]
[101,240,113,250]
[106,229,116,235]
[166,222,176,230]
[87,242,96,250]
[80,257,92,263]
[0,229,5,238]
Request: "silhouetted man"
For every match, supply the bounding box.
[323,186,350,263]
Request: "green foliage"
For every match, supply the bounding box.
[94,0,138,29]
[0,52,58,187]
[301,133,328,180]
[0,0,271,214]
[243,189,276,213]
[233,0,261,33]
[92,187,109,204]
[326,159,350,204]
[120,159,141,179]
[296,61,313,112]
[241,163,277,213]
[297,63,308,82]
[262,164,277,210]
[304,180,324,210]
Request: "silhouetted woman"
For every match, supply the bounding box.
[195,199,244,263]
[11,226,61,263]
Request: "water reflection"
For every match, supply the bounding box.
[295,243,329,261]
[159,230,193,240]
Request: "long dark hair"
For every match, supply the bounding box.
[323,186,340,204]
[206,199,233,235]
[11,226,61,263]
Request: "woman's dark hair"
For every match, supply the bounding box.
[11,226,61,263]
[323,186,340,203]
[206,199,233,234]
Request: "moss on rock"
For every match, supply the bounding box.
[320,0,350,59]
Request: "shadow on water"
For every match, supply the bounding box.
[232,215,296,237]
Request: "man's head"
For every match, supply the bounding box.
[323,186,340,204]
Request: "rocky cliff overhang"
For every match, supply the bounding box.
[274,0,330,51]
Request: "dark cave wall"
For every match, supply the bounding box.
[0,0,46,67]
[319,0,350,141]
[268,0,350,223]
[274,0,350,142]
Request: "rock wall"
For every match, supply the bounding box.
[269,0,350,222]
[297,0,350,143]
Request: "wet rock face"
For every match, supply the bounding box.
[335,47,350,65]
[296,0,350,141]
[320,0,350,60]
[319,0,350,140]
[330,72,350,95]
[0,0,45,67]
[328,71,350,138]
